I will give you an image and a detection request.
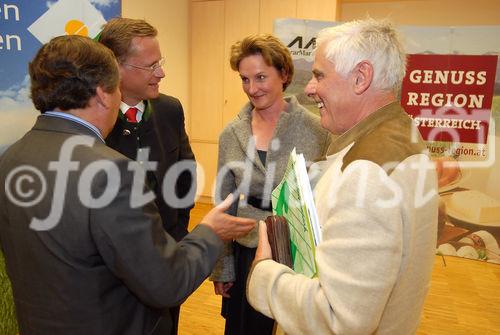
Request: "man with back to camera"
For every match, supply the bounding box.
[247,18,439,334]
[99,18,196,334]
[0,35,255,335]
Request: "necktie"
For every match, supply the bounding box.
[124,107,138,123]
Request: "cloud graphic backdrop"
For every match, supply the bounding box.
[0,0,121,154]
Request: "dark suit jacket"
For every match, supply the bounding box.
[106,94,195,241]
[0,114,222,335]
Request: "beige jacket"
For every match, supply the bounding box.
[247,102,438,334]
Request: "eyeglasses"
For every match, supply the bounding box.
[121,57,165,73]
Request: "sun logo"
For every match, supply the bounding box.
[28,0,108,44]
[64,19,88,37]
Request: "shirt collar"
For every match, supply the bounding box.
[44,111,104,142]
[120,101,145,114]
[120,101,145,122]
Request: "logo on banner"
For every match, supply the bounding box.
[27,0,107,44]
[401,54,498,144]
[287,36,316,57]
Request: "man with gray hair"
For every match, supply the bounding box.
[247,19,438,334]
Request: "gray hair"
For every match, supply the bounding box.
[316,18,406,91]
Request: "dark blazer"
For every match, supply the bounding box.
[106,94,195,241]
[0,115,222,335]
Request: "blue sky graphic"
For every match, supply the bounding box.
[0,0,121,90]
[0,0,121,152]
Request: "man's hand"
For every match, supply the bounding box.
[254,220,272,262]
[201,194,256,241]
[213,281,234,298]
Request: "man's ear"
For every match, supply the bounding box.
[95,86,109,109]
[353,61,373,95]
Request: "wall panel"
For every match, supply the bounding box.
[259,0,297,34]
[191,142,219,199]
[190,1,225,142]
[297,0,341,21]
[341,0,500,25]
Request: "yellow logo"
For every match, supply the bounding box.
[65,19,88,36]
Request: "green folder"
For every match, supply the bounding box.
[272,148,321,278]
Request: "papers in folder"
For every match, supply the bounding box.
[271,148,321,278]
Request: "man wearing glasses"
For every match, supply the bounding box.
[99,18,196,335]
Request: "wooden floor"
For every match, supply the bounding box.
[179,203,500,335]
